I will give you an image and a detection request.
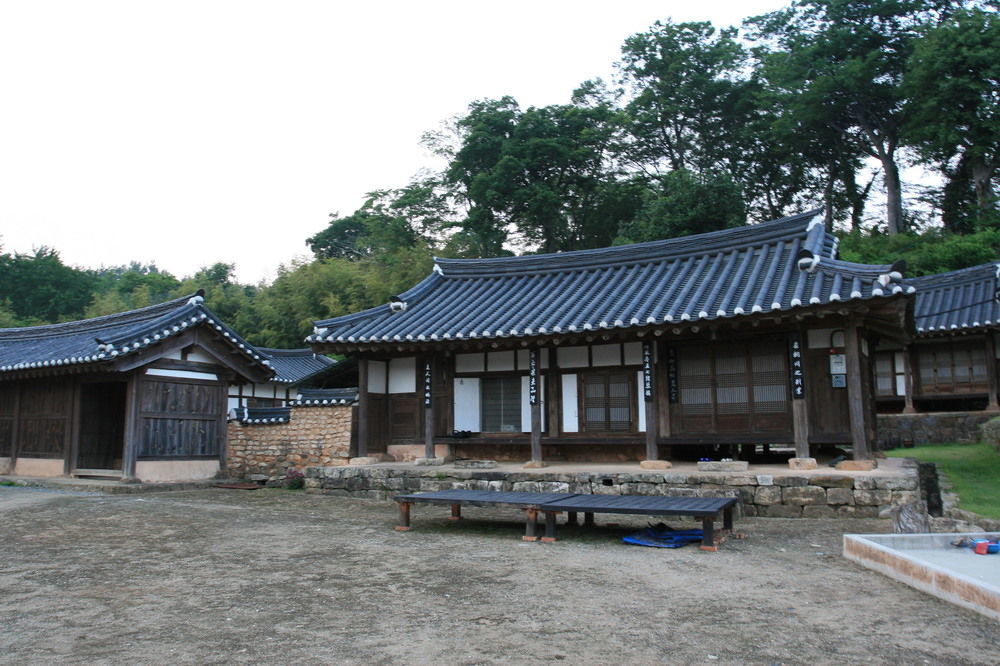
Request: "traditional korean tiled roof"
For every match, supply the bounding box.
[0,292,272,377]
[309,210,912,347]
[291,387,359,406]
[256,348,337,385]
[234,406,291,425]
[908,263,1000,336]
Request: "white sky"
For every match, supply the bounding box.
[0,0,788,284]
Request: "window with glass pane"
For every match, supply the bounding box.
[582,371,633,432]
[480,376,521,432]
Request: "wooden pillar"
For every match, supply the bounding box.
[902,347,918,414]
[122,374,141,480]
[790,332,809,458]
[642,340,658,461]
[546,346,560,438]
[10,381,21,466]
[844,321,872,460]
[422,357,435,458]
[357,357,369,458]
[985,335,1000,412]
[529,348,543,463]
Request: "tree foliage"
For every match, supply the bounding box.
[4,1,999,345]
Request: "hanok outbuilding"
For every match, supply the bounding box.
[874,262,1000,419]
[227,347,353,410]
[0,292,273,481]
[309,211,914,466]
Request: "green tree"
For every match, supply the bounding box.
[904,7,1000,228]
[438,97,636,254]
[0,247,95,323]
[615,170,746,243]
[749,0,962,234]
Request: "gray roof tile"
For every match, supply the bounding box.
[0,292,272,376]
[311,210,908,346]
[909,263,1000,335]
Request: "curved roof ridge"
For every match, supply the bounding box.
[433,209,823,277]
[815,256,896,279]
[908,262,999,287]
[0,293,194,340]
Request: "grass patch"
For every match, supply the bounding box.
[886,443,1000,519]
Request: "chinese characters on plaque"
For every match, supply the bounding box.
[528,349,539,405]
[789,334,805,399]
[423,360,432,407]
[642,341,653,402]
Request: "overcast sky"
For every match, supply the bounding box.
[0,1,788,284]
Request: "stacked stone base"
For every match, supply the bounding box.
[305,464,922,518]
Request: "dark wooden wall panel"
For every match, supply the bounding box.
[136,378,225,459]
[16,379,70,458]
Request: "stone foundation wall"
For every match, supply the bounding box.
[305,463,922,518]
[227,405,353,482]
[877,411,995,447]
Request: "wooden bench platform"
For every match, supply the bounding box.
[393,489,738,551]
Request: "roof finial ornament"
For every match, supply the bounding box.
[187,289,206,306]
[796,249,820,272]
[389,296,407,313]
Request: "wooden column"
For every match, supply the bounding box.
[546,346,560,438]
[642,340,658,461]
[422,357,435,458]
[529,348,543,463]
[844,321,872,460]
[985,335,1000,412]
[122,374,141,480]
[790,332,810,458]
[357,357,369,458]
[902,347,917,414]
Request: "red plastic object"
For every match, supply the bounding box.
[974,541,990,555]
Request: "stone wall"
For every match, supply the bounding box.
[877,411,996,447]
[305,463,922,518]
[227,405,353,482]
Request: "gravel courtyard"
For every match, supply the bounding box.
[0,486,997,665]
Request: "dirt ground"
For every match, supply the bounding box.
[1,486,997,665]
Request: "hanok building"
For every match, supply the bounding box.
[227,347,347,410]
[309,211,914,467]
[875,263,1000,416]
[0,292,273,481]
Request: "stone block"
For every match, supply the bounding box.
[875,477,918,491]
[741,504,758,517]
[853,476,878,490]
[788,457,818,470]
[522,460,547,469]
[782,486,827,505]
[697,460,749,472]
[754,486,783,505]
[722,475,756,486]
[835,459,876,471]
[891,490,921,506]
[836,505,878,518]
[809,474,855,488]
[773,475,809,487]
[453,459,497,469]
[853,489,892,506]
[757,504,802,518]
[826,487,855,505]
[802,505,837,518]
[639,459,672,470]
[349,457,380,466]
[756,474,774,486]
[413,457,446,466]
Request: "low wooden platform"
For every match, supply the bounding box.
[393,489,737,551]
